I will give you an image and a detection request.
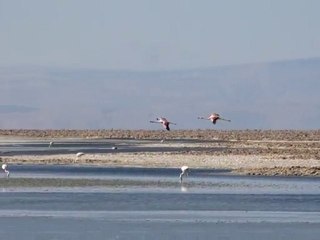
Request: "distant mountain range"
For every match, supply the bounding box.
[0,58,319,129]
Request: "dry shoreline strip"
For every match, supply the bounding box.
[0,129,319,177]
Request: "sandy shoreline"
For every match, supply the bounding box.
[0,129,319,176]
[5,152,320,177]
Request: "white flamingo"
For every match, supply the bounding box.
[179,165,189,183]
[150,117,177,131]
[76,152,85,158]
[75,152,85,162]
[2,164,9,178]
[198,113,231,125]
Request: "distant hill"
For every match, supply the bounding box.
[0,58,319,129]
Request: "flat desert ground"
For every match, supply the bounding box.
[0,129,319,176]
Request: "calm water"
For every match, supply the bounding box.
[0,165,319,240]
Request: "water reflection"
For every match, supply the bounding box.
[180,185,188,192]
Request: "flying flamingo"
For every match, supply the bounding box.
[2,164,10,178]
[179,165,189,183]
[150,117,177,131]
[198,113,231,125]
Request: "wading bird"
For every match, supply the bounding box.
[198,113,231,125]
[76,152,85,158]
[75,152,85,162]
[179,165,189,183]
[150,117,177,131]
[2,164,9,178]
[49,141,54,148]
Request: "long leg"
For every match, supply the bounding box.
[150,121,161,124]
[179,172,183,183]
[219,117,231,122]
[197,117,210,121]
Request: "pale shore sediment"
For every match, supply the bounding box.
[3,153,320,176]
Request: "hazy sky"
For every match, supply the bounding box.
[1,0,319,71]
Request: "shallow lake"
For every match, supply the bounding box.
[0,165,319,240]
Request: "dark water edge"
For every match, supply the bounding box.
[0,192,320,212]
[0,217,319,240]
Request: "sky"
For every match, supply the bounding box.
[1,0,320,71]
[0,0,319,130]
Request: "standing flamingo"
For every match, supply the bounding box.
[74,152,85,162]
[198,113,231,125]
[76,152,85,158]
[2,164,10,178]
[150,117,177,131]
[179,165,189,183]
